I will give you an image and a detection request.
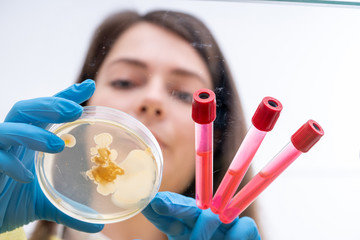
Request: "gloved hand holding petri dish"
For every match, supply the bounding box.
[35,106,163,224]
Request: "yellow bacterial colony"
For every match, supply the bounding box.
[86,133,124,195]
[86,132,156,208]
[60,133,76,148]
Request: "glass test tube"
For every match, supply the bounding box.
[192,89,216,209]
[219,120,324,224]
[211,97,282,214]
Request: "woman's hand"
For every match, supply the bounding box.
[142,191,261,240]
[0,80,103,233]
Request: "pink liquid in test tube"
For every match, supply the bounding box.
[219,120,324,224]
[192,89,216,209]
[211,97,282,214]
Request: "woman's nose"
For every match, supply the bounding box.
[138,100,163,119]
[136,81,166,120]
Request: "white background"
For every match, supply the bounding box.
[1,0,360,239]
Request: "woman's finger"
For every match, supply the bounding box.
[4,97,83,125]
[142,201,191,239]
[0,150,34,183]
[34,191,104,234]
[189,209,221,240]
[223,217,261,240]
[149,192,201,228]
[0,122,64,153]
[4,79,95,125]
[54,79,95,104]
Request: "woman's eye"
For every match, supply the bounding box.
[171,90,193,104]
[110,79,135,89]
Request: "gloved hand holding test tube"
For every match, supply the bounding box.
[219,120,324,224]
[192,89,216,209]
[211,96,283,214]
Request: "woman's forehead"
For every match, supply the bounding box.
[103,22,212,85]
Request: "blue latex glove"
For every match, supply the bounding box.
[142,191,260,240]
[0,79,104,233]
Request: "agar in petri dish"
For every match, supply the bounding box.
[35,106,163,224]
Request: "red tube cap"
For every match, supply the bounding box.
[192,89,216,124]
[251,97,282,132]
[291,120,324,153]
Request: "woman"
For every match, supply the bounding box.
[0,10,260,240]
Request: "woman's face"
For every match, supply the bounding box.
[88,22,212,193]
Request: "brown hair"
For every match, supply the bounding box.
[32,10,259,239]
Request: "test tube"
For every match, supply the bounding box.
[192,89,216,209]
[211,97,282,214]
[219,120,324,224]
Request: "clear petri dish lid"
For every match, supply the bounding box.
[35,106,163,224]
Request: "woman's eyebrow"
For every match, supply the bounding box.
[171,68,207,85]
[109,58,147,69]
[108,59,208,85]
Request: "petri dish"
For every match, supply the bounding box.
[35,106,163,224]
